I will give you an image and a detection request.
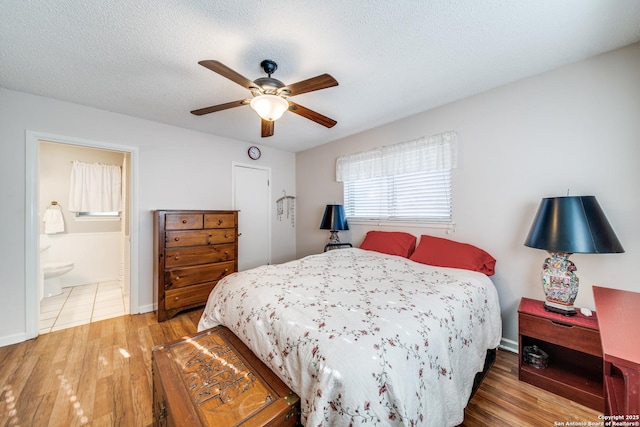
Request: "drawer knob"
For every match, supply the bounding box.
[224,268,228,272]
[182,219,188,224]
[224,233,229,238]
[174,255,180,260]
[174,237,180,241]
[217,219,223,225]
[175,276,180,280]
[224,250,229,255]
[174,296,179,301]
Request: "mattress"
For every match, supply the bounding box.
[198,248,502,426]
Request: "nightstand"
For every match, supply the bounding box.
[518,297,603,411]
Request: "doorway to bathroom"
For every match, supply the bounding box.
[25,131,139,339]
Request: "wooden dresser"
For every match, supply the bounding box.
[154,210,238,322]
[593,286,640,419]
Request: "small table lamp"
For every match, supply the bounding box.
[524,196,624,315]
[320,204,349,243]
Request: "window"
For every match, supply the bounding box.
[68,160,122,218]
[343,169,451,222]
[337,131,457,224]
[75,211,120,219]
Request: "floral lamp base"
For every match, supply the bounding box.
[541,252,578,316]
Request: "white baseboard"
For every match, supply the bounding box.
[137,303,155,314]
[0,332,29,348]
[499,337,518,353]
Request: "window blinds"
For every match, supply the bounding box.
[338,131,456,223]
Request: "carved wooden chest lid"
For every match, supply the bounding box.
[152,326,300,426]
[171,330,274,417]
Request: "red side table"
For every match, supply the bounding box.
[518,297,603,411]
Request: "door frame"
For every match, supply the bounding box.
[231,162,272,268]
[25,130,140,339]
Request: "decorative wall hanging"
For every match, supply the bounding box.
[276,191,295,227]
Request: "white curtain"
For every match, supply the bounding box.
[336,131,458,182]
[68,161,122,212]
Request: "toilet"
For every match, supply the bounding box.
[42,262,75,297]
[40,244,74,298]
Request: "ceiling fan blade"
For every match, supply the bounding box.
[191,100,248,116]
[283,74,338,96]
[288,102,337,128]
[261,119,275,137]
[198,60,258,90]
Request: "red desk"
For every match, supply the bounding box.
[593,286,640,417]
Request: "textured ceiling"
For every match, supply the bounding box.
[2,1,640,152]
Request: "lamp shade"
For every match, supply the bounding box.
[250,94,289,121]
[320,204,349,231]
[524,196,624,254]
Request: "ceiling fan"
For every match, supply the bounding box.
[191,59,338,137]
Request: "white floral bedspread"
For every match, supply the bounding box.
[198,248,502,426]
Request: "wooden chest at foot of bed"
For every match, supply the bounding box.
[152,326,300,427]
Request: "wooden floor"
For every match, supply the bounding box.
[0,309,602,427]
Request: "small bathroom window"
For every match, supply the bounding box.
[68,161,122,220]
[75,211,121,221]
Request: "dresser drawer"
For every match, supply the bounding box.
[519,312,602,357]
[207,228,236,244]
[164,261,235,289]
[165,229,236,247]
[164,244,236,268]
[165,214,203,230]
[164,281,218,310]
[204,213,237,229]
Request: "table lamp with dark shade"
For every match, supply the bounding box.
[320,204,349,243]
[524,196,624,315]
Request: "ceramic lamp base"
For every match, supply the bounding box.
[541,251,579,316]
[328,230,341,243]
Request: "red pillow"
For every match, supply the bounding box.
[409,235,496,276]
[359,231,417,258]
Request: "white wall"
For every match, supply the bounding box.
[41,232,122,287]
[0,87,296,346]
[296,43,640,348]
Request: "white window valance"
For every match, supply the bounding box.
[336,131,458,182]
[68,161,122,213]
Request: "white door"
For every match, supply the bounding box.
[233,164,271,270]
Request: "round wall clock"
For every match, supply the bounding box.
[248,146,261,160]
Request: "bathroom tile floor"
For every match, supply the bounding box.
[39,280,129,334]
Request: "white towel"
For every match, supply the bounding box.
[43,206,65,234]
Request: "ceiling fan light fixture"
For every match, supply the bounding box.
[192,60,338,136]
[250,94,289,121]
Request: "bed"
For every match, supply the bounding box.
[198,245,501,426]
